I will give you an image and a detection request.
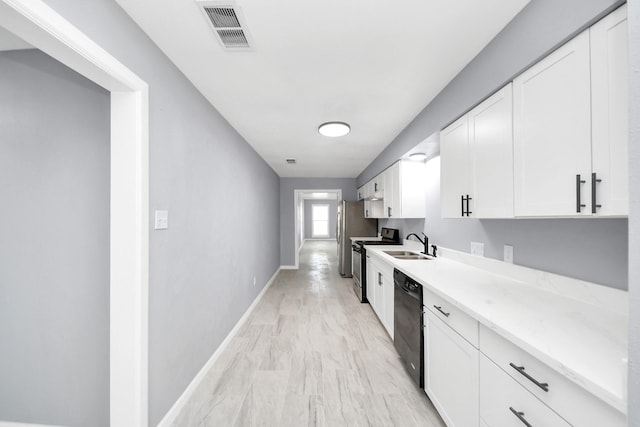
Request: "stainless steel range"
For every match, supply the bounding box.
[352,227,400,302]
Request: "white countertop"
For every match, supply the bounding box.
[364,243,628,414]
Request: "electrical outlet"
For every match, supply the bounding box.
[504,244,514,263]
[253,276,256,287]
[154,210,168,230]
[470,242,484,257]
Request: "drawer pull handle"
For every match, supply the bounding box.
[509,362,549,392]
[433,305,450,317]
[509,407,533,427]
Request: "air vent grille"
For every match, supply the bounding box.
[216,29,249,48]
[200,3,252,50]
[204,7,240,28]
[286,158,296,164]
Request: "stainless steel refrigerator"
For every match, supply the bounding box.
[337,200,377,277]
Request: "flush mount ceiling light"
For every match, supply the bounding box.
[409,152,427,161]
[318,122,350,137]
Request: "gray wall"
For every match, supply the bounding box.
[628,0,639,424]
[34,1,281,425]
[361,0,629,291]
[0,50,110,426]
[304,199,337,239]
[280,178,357,266]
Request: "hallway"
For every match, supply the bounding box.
[172,240,445,426]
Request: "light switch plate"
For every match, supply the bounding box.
[155,210,169,230]
[504,244,514,263]
[470,242,484,257]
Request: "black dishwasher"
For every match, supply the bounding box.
[393,268,424,388]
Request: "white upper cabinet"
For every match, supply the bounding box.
[513,30,592,216]
[441,84,514,218]
[440,115,470,218]
[383,160,426,218]
[590,4,629,216]
[513,5,628,218]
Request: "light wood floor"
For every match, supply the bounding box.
[172,240,446,426]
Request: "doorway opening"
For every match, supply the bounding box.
[0,2,149,425]
[293,189,341,269]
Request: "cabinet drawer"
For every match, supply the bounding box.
[480,325,625,427]
[480,354,571,427]
[424,288,478,347]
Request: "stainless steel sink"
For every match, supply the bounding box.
[383,250,431,260]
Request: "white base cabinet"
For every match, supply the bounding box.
[367,253,394,338]
[424,309,479,427]
[480,354,571,427]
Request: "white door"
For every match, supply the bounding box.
[440,115,470,218]
[469,84,514,218]
[590,4,629,216]
[513,30,592,216]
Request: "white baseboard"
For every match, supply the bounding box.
[280,265,298,270]
[157,267,281,427]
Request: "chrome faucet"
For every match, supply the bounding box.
[406,232,429,255]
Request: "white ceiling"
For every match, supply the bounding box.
[115,0,529,178]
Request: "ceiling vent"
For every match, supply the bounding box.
[286,158,296,164]
[198,2,253,50]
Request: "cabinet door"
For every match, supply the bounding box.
[357,186,365,200]
[380,264,394,338]
[398,160,427,218]
[513,30,592,216]
[383,162,401,218]
[364,199,371,218]
[372,175,384,198]
[591,4,628,216]
[425,310,479,427]
[383,166,393,218]
[373,267,384,321]
[440,115,469,218]
[366,256,375,306]
[470,84,514,218]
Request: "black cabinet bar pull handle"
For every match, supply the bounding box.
[466,194,472,216]
[576,174,586,213]
[509,362,549,392]
[591,172,602,213]
[433,305,450,317]
[461,195,465,217]
[388,206,392,217]
[509,407,533,427]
